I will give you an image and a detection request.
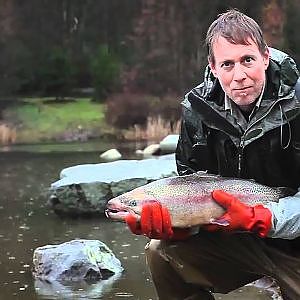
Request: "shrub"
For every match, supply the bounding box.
[151,94,182,130]
[105,93,151,128]
[123,116,181,142]
[105,92,182,132]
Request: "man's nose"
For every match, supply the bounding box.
[232,64,246,81]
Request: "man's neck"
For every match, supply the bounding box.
[238,102,257,112]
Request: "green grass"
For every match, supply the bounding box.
[3,98,109,143]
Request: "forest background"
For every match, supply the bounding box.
[0,0,299,145]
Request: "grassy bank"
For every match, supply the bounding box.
[1,98,113,144]
[0,95,181,146]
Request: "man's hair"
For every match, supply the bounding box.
[206,9,268,64]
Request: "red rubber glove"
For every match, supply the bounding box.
[125,201,190,240]
[205,190,272,238]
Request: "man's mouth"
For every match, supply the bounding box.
[232,86,253,97]
[233,86,252,91]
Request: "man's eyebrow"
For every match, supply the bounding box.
[241,54,256,60]
[219,59,234,65]
[219,54,256,64]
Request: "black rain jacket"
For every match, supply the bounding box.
[176,48,300,190]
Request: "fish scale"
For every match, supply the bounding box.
[106,172,295,228]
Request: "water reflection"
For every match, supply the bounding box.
[34,272,123,299]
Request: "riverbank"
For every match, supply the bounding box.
[0,97,115,145]
[0,96,180,146]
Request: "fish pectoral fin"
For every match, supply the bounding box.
[209,218,229,226]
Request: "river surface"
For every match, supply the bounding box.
[0,141,277,300]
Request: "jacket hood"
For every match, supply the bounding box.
[268,48,299,98]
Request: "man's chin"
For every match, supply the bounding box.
[230,95,257,108]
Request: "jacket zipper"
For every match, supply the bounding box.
[237,137,245,177]
[236,97,288,177]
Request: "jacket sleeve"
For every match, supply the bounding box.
[175,100,214,176]
[265,192,300,239]
[176,118,198,175]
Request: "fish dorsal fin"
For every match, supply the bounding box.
[195,171,260,183]
[195,171,215,177]
[194,171,223,180]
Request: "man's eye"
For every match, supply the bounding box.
[244,57,254,64]
[221,61,232,69]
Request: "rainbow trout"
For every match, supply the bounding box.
[105,172,294,228]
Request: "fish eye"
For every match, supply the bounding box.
[128,200,137,206]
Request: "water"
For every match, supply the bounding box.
[0,142,276,299]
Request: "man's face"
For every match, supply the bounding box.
[209,36,269,109]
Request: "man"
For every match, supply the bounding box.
[126,9,300,300]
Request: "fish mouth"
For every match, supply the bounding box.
[105,204,139,221]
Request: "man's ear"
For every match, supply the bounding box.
[263,47,270,70]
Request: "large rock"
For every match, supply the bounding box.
[140,143,161,156]
[159,134,179,153]
[99,148,122,161]
[33,239,123,299]
[49,154,177,216]
[32,239,123,281]
[49,182,113,216]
